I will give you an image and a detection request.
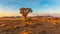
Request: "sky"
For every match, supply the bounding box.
[0,0,60,17]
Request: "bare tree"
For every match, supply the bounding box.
[19,7,33,19]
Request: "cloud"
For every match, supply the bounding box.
[47,7,60,15]
[49,8,54,10]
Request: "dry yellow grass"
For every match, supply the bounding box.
[0,16,60,34]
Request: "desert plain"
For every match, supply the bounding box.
[0,16,60,34]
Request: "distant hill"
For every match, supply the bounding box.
[1,16,22,18]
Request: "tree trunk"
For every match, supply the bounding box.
[22,14,27,21]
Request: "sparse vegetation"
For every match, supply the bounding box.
[0,16,60,34]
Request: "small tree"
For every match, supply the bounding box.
[19,7,33,19]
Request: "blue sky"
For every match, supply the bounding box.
[0,0,60,16]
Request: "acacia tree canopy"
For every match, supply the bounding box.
[19,7,33,19]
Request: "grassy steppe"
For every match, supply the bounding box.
[0,16,60,34]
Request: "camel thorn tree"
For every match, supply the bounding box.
[19,7,33,20]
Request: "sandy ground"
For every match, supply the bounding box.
[0,17,60,34]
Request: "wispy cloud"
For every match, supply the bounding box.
[0,0,60,16]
